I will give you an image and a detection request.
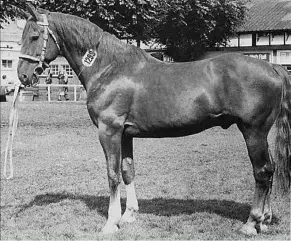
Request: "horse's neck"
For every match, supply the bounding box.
[51,13,148,89]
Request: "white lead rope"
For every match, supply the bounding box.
[4,83,21,179]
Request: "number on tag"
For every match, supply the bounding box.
[82,49,97,67]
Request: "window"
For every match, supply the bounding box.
[239,34,252,47]
[271,33,284,45]
[61,64,73,76]
[278,51,291,70]
[49,64,59,75]
[256,33,270,46]
[2,60,13,69]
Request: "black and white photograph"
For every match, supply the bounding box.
[0,0,290,240]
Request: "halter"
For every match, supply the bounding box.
[19,14,61,85]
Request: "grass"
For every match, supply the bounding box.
[0,101,290,240]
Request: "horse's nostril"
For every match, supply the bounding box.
[22,74,28,79]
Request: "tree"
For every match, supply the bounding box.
[0,0,161,44]
[155,0,248,61]
[1,0,248,61]
[0,0,27,26]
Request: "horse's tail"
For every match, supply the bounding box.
[273,64,291,194]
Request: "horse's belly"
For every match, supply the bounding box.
[124,124,205,138]
[124,113,234,138]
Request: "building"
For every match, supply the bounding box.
[205,0,291,74]
[0,21,23,85]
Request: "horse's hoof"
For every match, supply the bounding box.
[101,223,119,234]
[120,209,137,223]
[239,224,258,236]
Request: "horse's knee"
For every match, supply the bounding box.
[122,158,135,185]
[108,169,121,189]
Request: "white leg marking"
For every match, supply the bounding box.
[121,181,138,223]
[102,186,121,234]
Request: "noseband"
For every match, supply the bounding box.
[19,14,60,85]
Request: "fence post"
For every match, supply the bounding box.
[48,85,51,102]
[74,86,77,101]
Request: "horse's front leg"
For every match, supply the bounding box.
[98,121,123,234]
[120,136,139,223]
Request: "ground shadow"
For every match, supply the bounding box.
[16,192,279,224]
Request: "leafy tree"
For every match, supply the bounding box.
[1,0,161,45]
[155,0,248,61]
[0,0,27,26]
[1,0,248,61]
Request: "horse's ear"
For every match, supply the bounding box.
[25,3,40,21]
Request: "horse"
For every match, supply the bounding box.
[17,4,290,235]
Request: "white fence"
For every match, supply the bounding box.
[2,84,86,102]
[43,84,84,102]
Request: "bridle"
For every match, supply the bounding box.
[19,14,61,86]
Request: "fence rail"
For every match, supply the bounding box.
[42,84,84,102]
[2,84,85,102]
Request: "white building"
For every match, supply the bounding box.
[204,0,291,74]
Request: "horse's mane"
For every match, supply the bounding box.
[48,11,150,63]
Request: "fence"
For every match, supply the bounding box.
[1,84,87,102]
[44,84,85,102]
[19,84,86,102]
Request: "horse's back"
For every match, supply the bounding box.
[125,54,282,136]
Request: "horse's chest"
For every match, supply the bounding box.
[87,80,136,119]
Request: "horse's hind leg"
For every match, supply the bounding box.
[238,125,274,235]
[120,136,139,223]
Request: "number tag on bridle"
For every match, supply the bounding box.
[82,49,97,67]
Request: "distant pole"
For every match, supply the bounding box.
[48,85,51,102]
[74,86,77,101]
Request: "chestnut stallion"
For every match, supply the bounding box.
[17,4,290,235]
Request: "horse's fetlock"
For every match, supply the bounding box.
[250,209,264,222]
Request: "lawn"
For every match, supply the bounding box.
[0,101,290,240]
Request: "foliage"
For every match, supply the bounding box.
[0,0,248,61]
[155,0,248,61]
[0,0,27,26]
[1,0,161,44]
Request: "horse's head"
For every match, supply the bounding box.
[18,4,60,86]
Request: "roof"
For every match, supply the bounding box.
[238,0,291,32]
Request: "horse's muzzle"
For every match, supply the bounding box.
[19,73,39,87]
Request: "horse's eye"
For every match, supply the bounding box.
[31,32,39,40]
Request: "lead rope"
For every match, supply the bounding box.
[3,83,21,179]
